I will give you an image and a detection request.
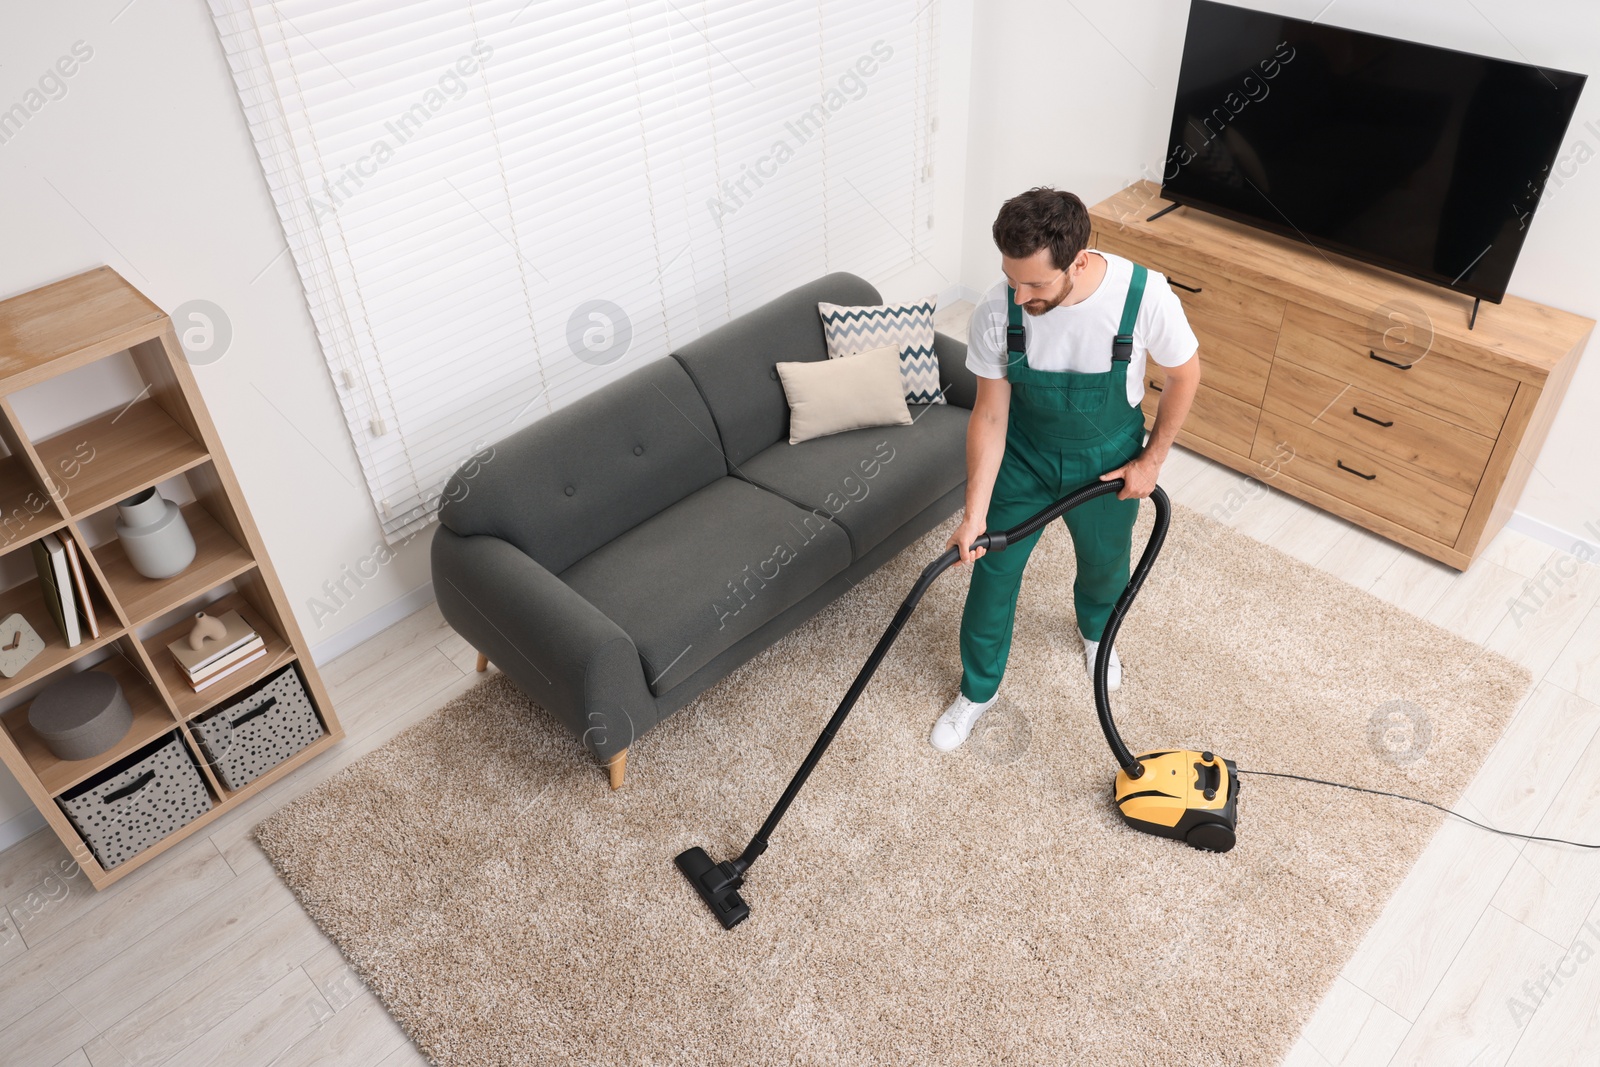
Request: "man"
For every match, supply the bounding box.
[930,187,1200,752]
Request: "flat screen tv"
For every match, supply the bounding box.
[1161,1,1586,303]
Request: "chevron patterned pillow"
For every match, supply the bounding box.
[817,299,945,405]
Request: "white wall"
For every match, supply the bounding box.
[878,2,976,309]
[960,0,1600,545]
[0,1,974,842]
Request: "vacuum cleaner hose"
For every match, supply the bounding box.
[1085,483,1169,777]
[921,479,1169,775]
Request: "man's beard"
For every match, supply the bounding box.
[1022,279,1072,316]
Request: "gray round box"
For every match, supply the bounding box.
[28,670,133,762]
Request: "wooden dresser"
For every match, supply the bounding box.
[1089,181,1593,569]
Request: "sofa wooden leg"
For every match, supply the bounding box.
[475,652,489,673]
[606,749,628,790]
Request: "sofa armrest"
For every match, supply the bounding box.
[430,526,655,763]
[934,330,978,410]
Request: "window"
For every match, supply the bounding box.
[208,0,939,541]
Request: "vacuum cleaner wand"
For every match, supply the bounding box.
[676,480,1183,929]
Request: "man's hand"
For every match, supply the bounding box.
[1124,352,1199,500]
[1100,449,1164,500]
[947,515,989,565]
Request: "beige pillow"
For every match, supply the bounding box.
[776,345,912,445]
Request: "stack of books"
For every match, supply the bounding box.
[167,609,264,692]
[30,532,100,648]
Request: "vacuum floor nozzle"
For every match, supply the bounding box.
[674,846,750,930]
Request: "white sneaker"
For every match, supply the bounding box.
[930,692,998,752]
[1084,637,1122,691]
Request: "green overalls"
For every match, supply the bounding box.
[958,263,1149,703]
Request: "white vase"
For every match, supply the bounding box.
[114,488,196,579]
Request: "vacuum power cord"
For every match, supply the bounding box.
[1235,768,1600,849]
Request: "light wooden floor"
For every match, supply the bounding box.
[1166,448,1600,1067]
[2,462,1598,1066]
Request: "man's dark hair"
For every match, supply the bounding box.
[992,187,1091,271]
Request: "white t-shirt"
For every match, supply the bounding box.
[966,251,1199,407]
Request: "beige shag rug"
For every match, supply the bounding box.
[258,505,1529,1066]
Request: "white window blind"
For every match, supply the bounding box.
[207,0,939,542]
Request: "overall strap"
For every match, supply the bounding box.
[1005,286,1025,361]
[1112,263,1147,362]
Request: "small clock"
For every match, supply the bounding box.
[0,613,46,679]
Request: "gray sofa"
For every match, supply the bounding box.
[430,273,977,787]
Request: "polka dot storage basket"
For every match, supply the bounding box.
[190,664,325,792]
[56,732,214,870]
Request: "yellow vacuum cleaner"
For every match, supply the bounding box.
[1114,749,1238,852]
[678,479,1238,930]
[1085,485,1240,853]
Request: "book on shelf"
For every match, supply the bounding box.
[62,537,99,640]
[191,645,266,692]
[167,609,262,687]
[30,533,80,647]
[189,635,264,683]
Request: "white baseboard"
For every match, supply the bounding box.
[306,580,437,666]
[936,283,985,309]
[0,808,45,853]
[1505,510,1600,561]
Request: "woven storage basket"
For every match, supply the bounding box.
[57,732,213,869]
[190,664,324,791]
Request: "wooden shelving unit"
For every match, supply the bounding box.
[0,266,344,890]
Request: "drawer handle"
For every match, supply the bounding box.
[1168,279,1203,294]
[1368,350,1415,370]
[1337,459,1376,481]
[231,696,277,727]
[1352,407,1393,427]
[102,770,156,804]
[1148,379,1163,393]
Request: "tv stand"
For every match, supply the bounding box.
[1146,201,1182,223]
[1090,181,1593,570]
[1469,296,1480,330]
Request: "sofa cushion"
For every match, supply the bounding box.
[777,345,912,445]
[736,402,969,560]
[818,298,944,405]
[559,476,853,696]
[437,357,725,575]
[670,272,881,469]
